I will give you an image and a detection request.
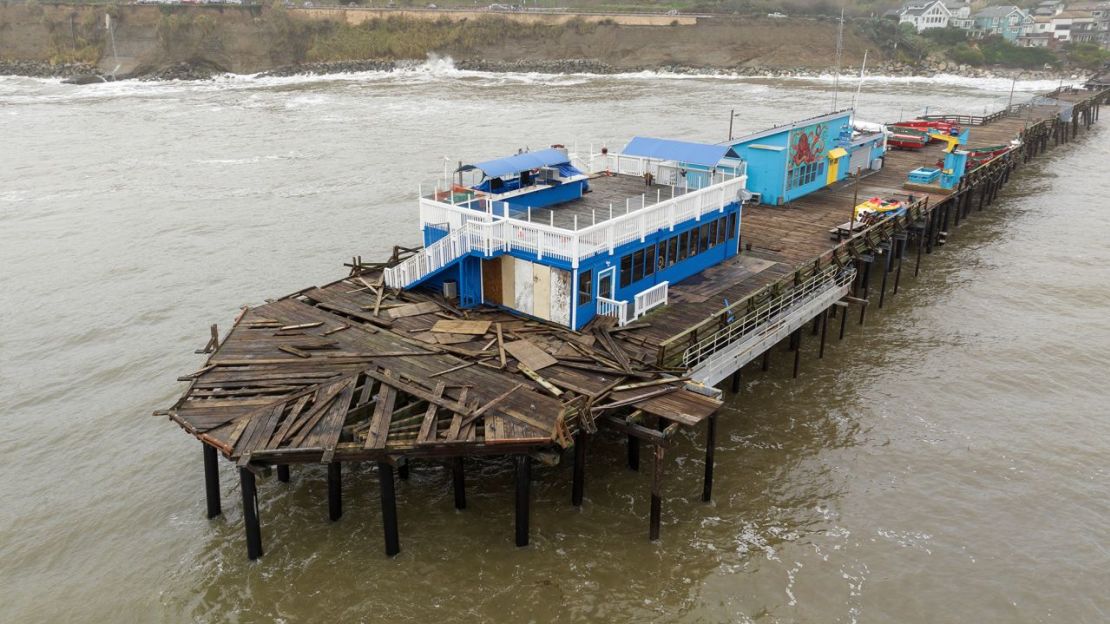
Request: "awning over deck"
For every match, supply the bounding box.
[459,148,571,178]
[622,137,739,168]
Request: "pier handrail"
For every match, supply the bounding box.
[597,296,630,326]
[415,175,746,270]
[681,266,854,369]
[634,281,669,318]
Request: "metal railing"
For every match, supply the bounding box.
[633,281,669,318]
[682,267,855,369]
[384,226,472,288]
[597,296,629,326]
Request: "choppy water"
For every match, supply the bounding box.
[1,63,1108,623]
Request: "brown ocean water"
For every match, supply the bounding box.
[1,65,1108,623]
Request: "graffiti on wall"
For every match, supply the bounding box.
[788,122,828,167]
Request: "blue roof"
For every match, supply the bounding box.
[622,137,737,168]
[462,148,570,178]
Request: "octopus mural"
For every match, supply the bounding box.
[789,122,828,167]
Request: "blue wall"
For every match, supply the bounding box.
[571,204,742,329]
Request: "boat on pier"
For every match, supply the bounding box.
[159,86,1108,561]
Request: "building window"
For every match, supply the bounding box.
[632,249,645,283]
[619,254,632,288]
[787,161,825,190]
[727,212,737,240]
[709,219,719,247]
[699,223,711,251]
[657,242,666,271]
[689,227,700,256]
[578,269,592,305]
[716,216,728,245]
[667,237,678,266]
[645,245,656,277]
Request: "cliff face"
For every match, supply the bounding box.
[0,4,879,77]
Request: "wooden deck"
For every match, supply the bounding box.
[628,96,1105,366]
[522,173,689,230]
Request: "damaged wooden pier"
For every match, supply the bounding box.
[160,86,1107,560]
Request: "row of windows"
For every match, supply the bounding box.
[786,161,824,191]
[577,212,739,306]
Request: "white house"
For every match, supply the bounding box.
[896,0,953,32]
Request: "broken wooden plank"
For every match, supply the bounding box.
[431,319,491,335]
[277,345,312,359]
[279,322,324,332]
[362,368,474,416]
[416,383,446,444]
[385,301,442,318]
[504,340,558,371]
[458,383,524,429]
[363,381,399,449]
[496,323,507,368]
[517,363,563,398]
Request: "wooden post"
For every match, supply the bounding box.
[878,242,892,309]
[515,455,531,547]
[839,301,849,340]
[914,224,925,277]
[398,460,410,481]
[277,464,290,483]
[203,444,221,519]
[649,445,664,541]
[729,369,741,394]
[328,462,342,521]
[627,434,640,471]
[792,328,802,378]
[819,307,829,359]
[377,461,400,556]
[893,236,905,296]
[702,415,716,502]
[572,432,587,507]
[452,457,466,510]
[240,468,263,560]
[761,349,770,371]
[859,258,872,325]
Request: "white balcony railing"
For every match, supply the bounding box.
[633,281,669,318]
[597,296,629,326]
[416,175,745,269]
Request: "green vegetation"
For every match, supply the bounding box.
[977,36,1056,68]
[1062,42,1110,71]
[307,15,603,61]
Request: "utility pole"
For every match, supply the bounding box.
[832,8,845,111]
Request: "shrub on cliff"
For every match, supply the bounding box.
[948,43,984,67]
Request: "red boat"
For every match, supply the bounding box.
[888,126,930,150]
[895,119,962,136]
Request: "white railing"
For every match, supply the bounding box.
[597,296,630,326]
[416,175,745,269]
[578,152,747,188]
[383,227,471,288]
[633,281,669,318]
[682,267,855,370]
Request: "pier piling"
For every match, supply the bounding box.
[327,462,342,521]
[377,462,400,556]
[649,445,664,541]
[276,464,290,483]
[240,468,263,560]
[452,457,467,510]
[702,415,716,503]
[572,432,587,507]
[515,455,531,547]
[203,444,221,519]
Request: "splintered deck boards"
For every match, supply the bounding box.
[169,269,722,463]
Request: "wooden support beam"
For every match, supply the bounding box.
[819,307,829,359]
[328,462,342,521]
[649,445,664,541]
[452,457,466,510]
[792,328,802,378]
[893,237,905,296]
[377,461,400,556]
[515,455,531,547]
[761,349,770,372]
[204,444,221,519]
[277,464,290,483]
[628,434,640,471]
[879,242,892,309]
[729,370,741,394]
[572,431,587,507]
[702,414,716,503]
[240,468,263,560]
